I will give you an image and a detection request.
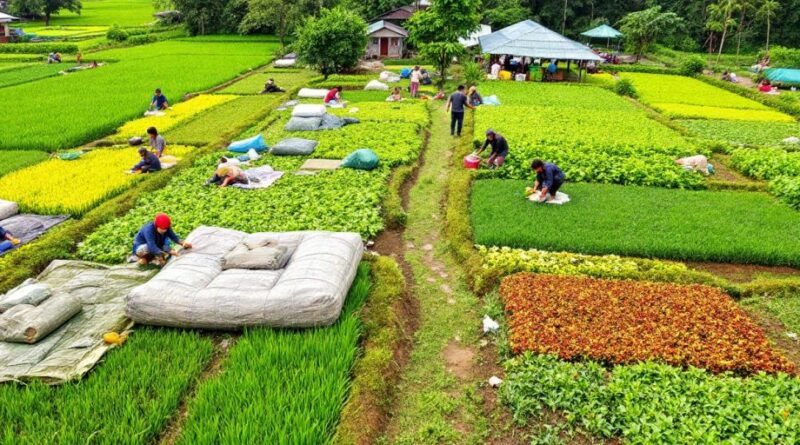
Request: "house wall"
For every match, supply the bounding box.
[366,32,404,58]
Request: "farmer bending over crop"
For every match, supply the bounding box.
[216,164,249,188]
[131,147,161,174]
[150,88,169,111]
[476,129,509,169]
[132,213,192,267]
[324,86,344,106]
[147,127,166,157]
[0,226,21,254]
[261,78,285,94]
[530,159,566,203]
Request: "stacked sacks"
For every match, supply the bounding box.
[284,104,360,131]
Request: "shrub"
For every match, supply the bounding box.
[770,46,800,69]
[461,60,484,86]
[679,55,706,76]
[106,25,129,42]
[294,7,367,77]
[500,273,794,374]
[613,77,638,98]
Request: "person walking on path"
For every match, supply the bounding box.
[446,85,474,137]
[530,159,566,203]
[132,213,192,267]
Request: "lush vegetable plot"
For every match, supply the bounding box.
[770,175,800,210]
[77,155,388,263]
[115,94,236,139]
[0,329,214,445]
[502,354,800,444]
[677,119,800,146]
[652,102,796,122]
[0,38,277,151]
[478,245,719,286]
[501,273,794,373]
[471,180,800,266]
[0,145,194,215]
[175,265,371,444]
[621,73,770,110]
[473,83,704,188]
[216,69,314,95]
[730,147,800,180]
[265,116,423,166]
[0,150,48,178]
[164,95,282,146]
[0,63,69,88]
[327,101,430,128]
[312,74,374,89]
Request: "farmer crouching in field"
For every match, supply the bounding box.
[475,129,509,169]
[131,147,161,174]
[150,88,169,111]
[147,127,166,157]
[261,78,285,94]
[530,159,566,203]
[132,213,192,267]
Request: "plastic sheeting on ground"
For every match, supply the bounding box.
[0,261,155,384]
[0,214,69,256]
[231,166,284,190]
[126,226,364,330]
[299,159,342,171]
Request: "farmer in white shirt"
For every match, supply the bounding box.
[410,66,422,98]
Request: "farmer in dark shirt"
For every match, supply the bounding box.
[446,85,475,137]
[131,147,161,173]
[150,88,169,111]
[132,213,192,266]
[476,129,509,169]
[531,159,566,203]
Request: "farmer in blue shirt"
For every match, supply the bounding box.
[150,88,169,111]
[0,226,20,254]
[132,213,192,266]
[131,147,161,173]
[531,159,566,203]
[546,60,558,81]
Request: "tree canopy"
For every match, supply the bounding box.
[294,6,367,78]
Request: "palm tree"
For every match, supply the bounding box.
[707,0,740,64]
[756,0,780,55]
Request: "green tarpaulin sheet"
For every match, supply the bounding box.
[765,68,800,85]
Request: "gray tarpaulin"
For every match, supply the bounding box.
[0,261,155,384]
[0,214,69,256]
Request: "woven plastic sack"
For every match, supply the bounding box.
[400,67,411,78]
[0,200,18,221]
[271,138,319,156]
[365,80,389,91]
[297,88,329,99]
[342,149,380,171]
[319,114,345,130]
[274,59,296,68]
[228,134,267,153]
[58,152,83,161]
[292,104,326,118]
[285,116,323,131]
[128,137,144,146]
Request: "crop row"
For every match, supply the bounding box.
[730,146,800,180]
[0,64,69,89]
[0,145,194,215]
[477,81,634,110]
[500,273,794,374]
[677,119,800,147]
[216,69,314,95]
[621,73,771,111]
[115,94,237,139]
[501,354,800,444]
[0,37,277,151]
[77,154,389,263]
[471,180,800,266]
[652,102,796,122]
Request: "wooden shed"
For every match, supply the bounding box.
[366,20,408,59]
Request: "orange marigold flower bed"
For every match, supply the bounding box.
[500,273,795,374]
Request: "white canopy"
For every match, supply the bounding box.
[479,20,602,61]
[460,24,492,48]
[0,12,19,23]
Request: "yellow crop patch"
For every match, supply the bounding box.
[652,102,796,122]
[0,145,194,215]
[115,94,236,139]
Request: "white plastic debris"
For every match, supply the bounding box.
[247,149,261,161]
[783,136,800,144]
[787,332,798,341]
[488,376,503,387]
[482,315,499,334]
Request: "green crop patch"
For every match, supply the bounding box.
[0,150,48,178]
[216,69,314,95]
[730,147,800,180]
[0,329,214,445]
[678,119,800,147]
[175,264,371,444]
[471,179,800,266]
[0,38,277,151]
[478,81,634,110]
[0,64,66,88]
[77,154,388,263]
[164,95,282,146]
[621,72,770,110]
[327,101,430,128]
[36,0,156,26]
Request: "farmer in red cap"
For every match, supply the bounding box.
[132,213,192,266]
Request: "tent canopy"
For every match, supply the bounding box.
[765,68,800,85]
[460,24,492,48]
[0,13,19,23]
[581,24,623,39]
[479,20,602,61]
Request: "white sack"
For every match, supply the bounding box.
[292,104,327,118]
[365,80,389,91]
[297,88,329,99]
[0,200,19,221]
